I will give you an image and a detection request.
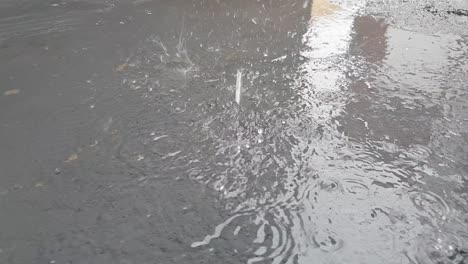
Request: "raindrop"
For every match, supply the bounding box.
[313,230,343,252]
[415,232,466,264]
[319,178,340,192]
[233,226,241,236]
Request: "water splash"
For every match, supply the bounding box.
[235,69,242,104]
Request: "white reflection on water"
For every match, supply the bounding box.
[190,0,468,263]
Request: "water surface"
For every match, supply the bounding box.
[0,0,467,263]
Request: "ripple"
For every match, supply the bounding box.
[342,178,370,199]
[312,229,343,252]
[0,11,92,42]
[410,191,450,224]
[190,208,299,264]
[190,213,247,248]
[319,178,341,192]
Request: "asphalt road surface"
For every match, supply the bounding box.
[1,0,468,263]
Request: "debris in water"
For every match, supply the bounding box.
[235,69,242,104]
[65,154,78,163]
[3,89,20,96]
[115,63,128,72]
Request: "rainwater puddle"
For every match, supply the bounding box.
[1,0,467,264]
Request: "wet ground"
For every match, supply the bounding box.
[1,0,468,263]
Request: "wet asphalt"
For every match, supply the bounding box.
[0,0,468,263]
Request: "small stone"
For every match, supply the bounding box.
[54,168,62,175]
[115,63,128,72]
